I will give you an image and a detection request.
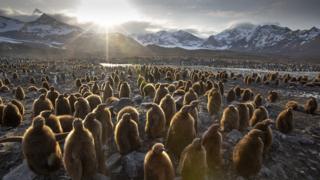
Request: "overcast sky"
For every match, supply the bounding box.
[0,0,319,37]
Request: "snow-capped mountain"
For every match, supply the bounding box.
[133,30,204,49]
[202,23,257,49]
[0,12,319,58]
[19,13,81,37]
[0,16,24,33]
[0,13,82,47]
[202,24,320,53]
[133,23,320,56]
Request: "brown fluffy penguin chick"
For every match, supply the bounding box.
[178,138,207,180]
[154,84,169,104]
[39,110,63,133]
[249,106,269,127]
[304,97,318,114]
[114,113,141,155]
[145,103,166,139]
[32,94,54,117]
[207,88,222,116]
[226,88,236,103]
[55,94,71,115]
[11,99,24,115]
[83,112,108,175]
[254,119,273,153]
[2,103,22,127]
[253,94,263,107]
[183,88,198,105]
[245,102,255,119]
[220,105,240,132]
[23,116,62,176]
[232,129,264,178]
[237,103,250,131]
[93,104,114,145]
[74,97,91,119]
[267,91,279,103]
[285,100,298,110]
[143,83,156,98]
[137,75,145,88]
[202,124,222,171]
[86,94,102,111]
[57,115,75,132]
[241,88,253,102]
[276,108,293,134]
[117,106,140,124]
[119,81,131,98]
[46,87,59,107]
[63,119,97,180]
[144,143,175,180]
[15,86,25,100]
[166,102,197,159]
[102,82,113,102]
[67,94,77,114]
[189,101,200,133]
[160,94,176,128]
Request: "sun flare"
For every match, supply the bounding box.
[74,0,142,28]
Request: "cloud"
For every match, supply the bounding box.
[0,0,80,14]
[111,21,163,35]
[129,0,320,31]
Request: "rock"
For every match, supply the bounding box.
[270,164,288,180]
[259,166,272,177]
[3,161,36,180]
[226,129,243,144]
[107,153,122,171]
[121,151,145,179]
[133,95,143,104]
[298,136,315,145]
[110,98,134,112]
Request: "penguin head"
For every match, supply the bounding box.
[122,113,131,122]
[33,116,45,129]
[73,119,84,130]
[191,138,202,149]
[152,143,165,154]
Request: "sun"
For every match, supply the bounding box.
[74,0,142,28]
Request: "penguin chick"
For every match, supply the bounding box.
[55,94,71,115]
[254,119,273,153]
[32,94,54,117]
[23,116,62,175]
[249,106,269,127]
[202,124,222,171]
[304,97,317,114]
[233,129,264,178]
[114,113,141,155]
[178,138,207,180]
[144,143,175,180]
[144,103,166,139]
[160,94,176,128]
[63,119,98,180]
[220,105,239,132]
[276,108,293,134]
[166,101,198,159]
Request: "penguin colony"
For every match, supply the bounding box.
[0,60,318,180]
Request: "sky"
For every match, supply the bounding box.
[0,0,319,37]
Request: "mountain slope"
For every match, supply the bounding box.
[0,16,24,33]
[20,13,81,37]
[133,30,204,49]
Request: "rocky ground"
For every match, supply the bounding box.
[0,64,319,180]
